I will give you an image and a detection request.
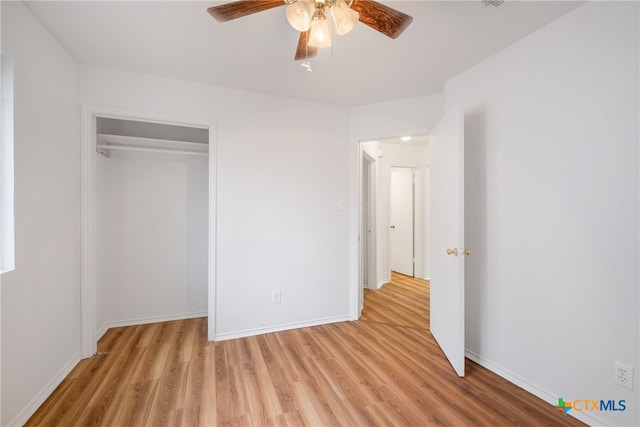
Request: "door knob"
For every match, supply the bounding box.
[390,225,396,229]
[463,248,471,256]
[447,248,458,256]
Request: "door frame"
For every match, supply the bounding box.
[388,164,427,280]
[389,166,417,277]
[360,149,377,303]
[80,104,217,357]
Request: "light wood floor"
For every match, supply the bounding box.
[27,273,585,426]
[360,272,430,330]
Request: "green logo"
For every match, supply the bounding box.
[555,398,572,415]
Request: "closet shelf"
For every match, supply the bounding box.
[96,133,208,157]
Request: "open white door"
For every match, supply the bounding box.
[429,104,465,377]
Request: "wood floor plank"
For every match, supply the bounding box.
[97,346,148,425]
[197,344,217,425]
[125,379,159,427]
[26,275,585,427]
[256,334,297,414]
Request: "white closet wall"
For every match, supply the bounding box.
[95,119,209,336]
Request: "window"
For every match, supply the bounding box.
[1,52,15,273]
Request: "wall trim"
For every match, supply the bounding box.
[96,311,209,341]
[215,315,352,342]
[7,353,81,427]
[465,349,608,427]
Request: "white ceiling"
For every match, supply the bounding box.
[23,0,583,106]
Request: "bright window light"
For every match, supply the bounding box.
[1,52,15,273]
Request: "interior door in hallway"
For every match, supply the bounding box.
[390,167,415,277]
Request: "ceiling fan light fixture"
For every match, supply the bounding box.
[308,8,332,47]
[330,0,359,36]
[207,0,414,62]
[286,1,312,32]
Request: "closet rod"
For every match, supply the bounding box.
[97,134,208,149]
[97,144,208,157]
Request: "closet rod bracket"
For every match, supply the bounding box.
[96,147,110,158]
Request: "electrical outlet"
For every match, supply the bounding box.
[272,290,281,304]
[614,361,633,390]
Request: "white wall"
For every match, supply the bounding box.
[350,95,443,141]
[79,65,352,339]
[445,2,639,426]
[1,2,81,425]
[96,150,208,334]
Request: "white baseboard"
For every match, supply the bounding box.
[214,315,352,342]
[96,310,208,341]
[7,353,81,427]
[465,349,608,427]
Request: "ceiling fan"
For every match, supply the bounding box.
[207,0,413,61]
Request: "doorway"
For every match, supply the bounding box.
[80,105,217,358]
[356,106,465,377]
[358,135,429,295]
[358,139,430,330]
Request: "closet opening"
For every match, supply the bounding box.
[81,107,217,358]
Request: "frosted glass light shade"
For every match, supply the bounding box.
[308,15,332,47]
[331,0,359,36]
[286,1,312,32]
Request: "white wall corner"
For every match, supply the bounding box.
[97,311,209,341]
[214,315,352,342]
[6,354,81,427]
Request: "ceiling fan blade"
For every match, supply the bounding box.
[295,30,318,61]
[350,0,413,39]
[207,0,284,22]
